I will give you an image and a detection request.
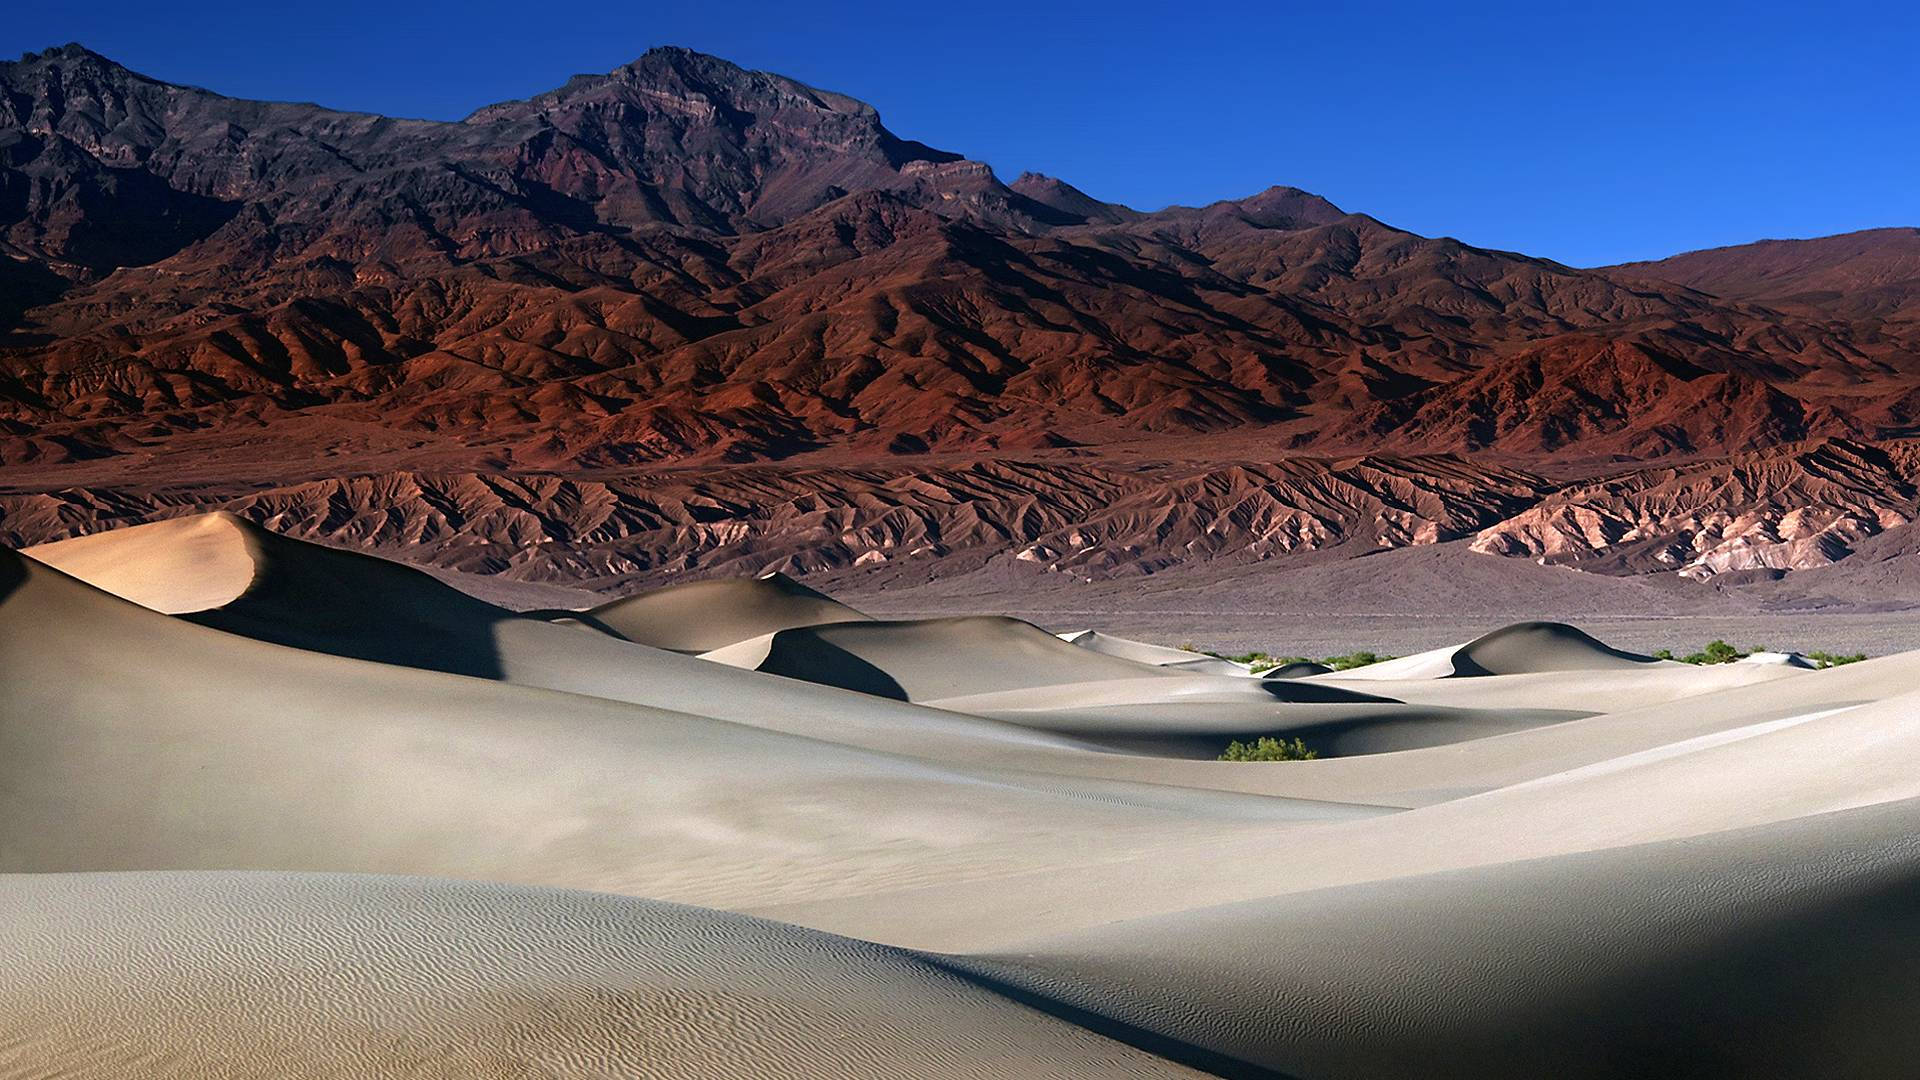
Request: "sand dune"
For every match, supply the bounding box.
[5,516,1919,1076]
[29,511,544,678]
[581,571,871,651]
[700,615,1192,699]
[1330,619,1660,679]
[1059,629,1253,675]
[23,512,261,613]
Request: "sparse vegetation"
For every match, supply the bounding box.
[1195,648,1396,674]
[1219,736,1319,762]
[1676,639,1745,665]
[1654,641,1868,668]
[1805,650,1868,669]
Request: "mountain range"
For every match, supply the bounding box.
[5,43,1920,595]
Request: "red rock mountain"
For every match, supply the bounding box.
[3,44,1919,591]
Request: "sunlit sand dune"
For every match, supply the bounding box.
[24,512,262,613]
[583,571,871,651]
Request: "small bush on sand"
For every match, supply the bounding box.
[1219,736,1319,762]
[1655,639,1745,665]
[1200,649,1395,674]
[1690,639,1744,665]
[1658,641,1868,668]
[1805,650,1868,668]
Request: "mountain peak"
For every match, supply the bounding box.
[1009,172,1138,225]
[8,43,132,77]
[4,42,220,104]
[473,45,882,126]
[448,45,972,230]
[17,42,108,63]
[1230,185,1347,224]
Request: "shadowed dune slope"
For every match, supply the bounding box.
[1452,621,1660,675]
[962,797,1920,1080]
[582,573,872,652]
[957,699,1586,758]
[0,871,1203,1079]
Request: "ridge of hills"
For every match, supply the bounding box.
[3,44,1919,595]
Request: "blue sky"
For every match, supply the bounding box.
[7,0,1916,265]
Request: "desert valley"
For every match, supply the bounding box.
[5,37,1920,1078]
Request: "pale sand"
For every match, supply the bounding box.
[8,514,1920,1077]
[586,571,870,651]
[22,511,261,612]
[1058,629,1255,675]
[0,872,1200,1079]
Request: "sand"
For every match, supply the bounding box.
[22,512,262,613]
[584,571,871,651]
[0,872,1200,1079]
[7,514,1920,1077]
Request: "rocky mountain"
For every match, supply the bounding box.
[3,44,1919,594]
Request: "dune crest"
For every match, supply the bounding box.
[1330,620,1659,680]
[582,572,872,652]
[24,512,262,613]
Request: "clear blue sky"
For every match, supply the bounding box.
[7,0,1916,266]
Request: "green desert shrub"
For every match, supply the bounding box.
[1805,650,1868,668]
[1217,651,1283,666]
[1198,649,1394,674]
[1323,651,1388,671]
[1659,641,1868,668]
[1219,736,1319,762]
[1688,639,1744,665]
[1658,639,1747,665]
